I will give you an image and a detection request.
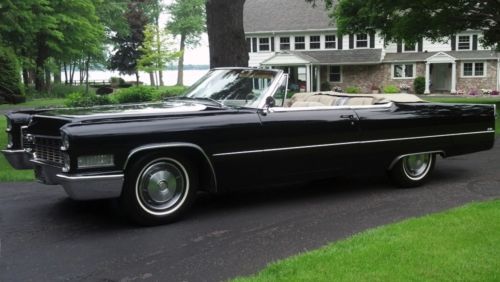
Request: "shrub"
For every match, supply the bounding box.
[413,77,425,94]
[345,86,360,94]
[491,90,499,96]
[112,86,154,104]
[47,84,95,98]
[320,82,332,91]
[383,85,400,94]
[0,46,24,96]
[152,86,187,101]
[110,77,126,88]
[65,92,115,108]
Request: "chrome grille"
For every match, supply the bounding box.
[33,136,63,166]
[21,126,33,150]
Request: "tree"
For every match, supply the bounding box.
[206,0,248,68]
[109,0,148,85]
[167,0,205,86]
[333,0,500,47]
[138,24,181,87]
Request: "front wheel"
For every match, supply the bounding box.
[120,153,197,225]
[389,153,436,188]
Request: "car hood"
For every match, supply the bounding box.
[36,101,212,121]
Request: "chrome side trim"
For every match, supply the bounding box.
[124,143,217,191]
[213,130,494,157]
[388,151,445,170]
[269,102,394,112]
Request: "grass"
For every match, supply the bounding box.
[233,200,500,282]
[0,116,34,181]
[0,98,66,111]
[424,97,500,135]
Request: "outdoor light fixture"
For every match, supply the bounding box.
[77,155,114,169]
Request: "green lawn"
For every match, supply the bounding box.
[234,200,500,282]
[425,97,500,135]
[0,116,34,181]
[0,98,66,111]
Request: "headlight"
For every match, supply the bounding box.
[61,131,70,151]
[77,155,114,169]
[63,153,71,173]
[7,133,13,148]
[6,118,12,132]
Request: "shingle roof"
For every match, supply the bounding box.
[244,0,335,33]
[384,50,500,62]
[297,49,384,65]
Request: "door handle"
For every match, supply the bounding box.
[340,114,355,120]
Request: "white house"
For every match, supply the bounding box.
[243,0,500,94]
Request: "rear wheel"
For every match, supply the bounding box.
[120,153,197,225]
[389,153,436,188]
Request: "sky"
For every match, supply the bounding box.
[161,0,210,65]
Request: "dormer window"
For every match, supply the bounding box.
[295,36,305,50]
[458,35,472,50]
[356,34,368,48]
[310,36,321,49]
[403,42,417,52]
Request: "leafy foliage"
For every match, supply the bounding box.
[0,47,24,96]
[138,25,180,76]
[151,86,187,101]
[345,86,360,94]
[112,86,154,104]
[383,85,400,94]
[334,0,500,47]
[414,77,426,95]
[65,92,115,107]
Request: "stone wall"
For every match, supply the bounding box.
[321,63,426,94]
[456,60,498,94]
[321,61,498,94]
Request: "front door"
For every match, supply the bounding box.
[431,63,451,92]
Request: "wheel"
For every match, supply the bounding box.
[389,153,436,188]
[120,153,198,225]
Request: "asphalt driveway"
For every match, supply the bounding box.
[1,141,499,281]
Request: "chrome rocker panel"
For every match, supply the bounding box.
[1,150,33,169]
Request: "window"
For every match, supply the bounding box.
[329,66,342,82]
[325,35,336,49]
[403,42,416,52]
[462,62,485,77]
[356,34,368,48]
[259,38,270,51]
[310,35,321,49]
[295,36,305,50]
[458,35,471,50]
[393,64,415,79]
[280,37,290,50]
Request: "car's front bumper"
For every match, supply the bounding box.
[1,149,33,169]
[56,173,124,200]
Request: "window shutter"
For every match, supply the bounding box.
[338,34,343,50]
[397,41,402,53]
[349,34,354,49]
[451,36,456,51]
[418,38,423,52]
[271,38,275,52]
[472,35,478,50]
[252,38,257,53]
[369,32,375,48]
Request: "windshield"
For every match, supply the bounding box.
[180,69,278,108]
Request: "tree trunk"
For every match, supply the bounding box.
[35,39,49,91]
[63,63,68,84]
[54,64,62,84]
[149,72,155,86]
[177,33,186,86]
[85,55,90,94]
[22,68,30,86]
[156,16,164,86]
[44,68,51,90]
[206,0,248,68]
[135,71,140,86]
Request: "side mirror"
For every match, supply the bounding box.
[265,96,276,108]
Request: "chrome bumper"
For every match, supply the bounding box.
[56,173,124,200]
[1,149,33,169]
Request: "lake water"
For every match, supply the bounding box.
[67,69,209,86]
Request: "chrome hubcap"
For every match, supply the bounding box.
[403,154,432,180]
[138,161,185,212]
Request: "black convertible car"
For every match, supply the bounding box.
[2,68,496,225]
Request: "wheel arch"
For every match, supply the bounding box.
[388,150,446,170]
[124,143,218,193]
